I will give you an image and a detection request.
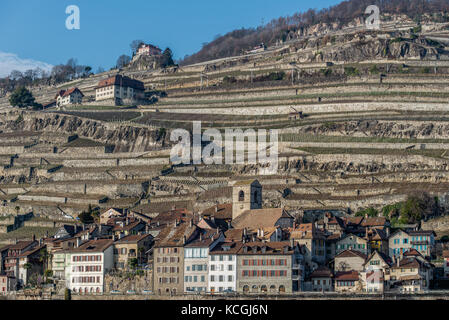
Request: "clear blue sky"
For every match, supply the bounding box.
[0,0,340,76]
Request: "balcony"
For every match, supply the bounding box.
[411,241,429,245]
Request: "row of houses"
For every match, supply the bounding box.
[0,180,442,295]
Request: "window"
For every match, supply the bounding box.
[239,191,245,201]
[228,265,233,271]
[228,275,233,282]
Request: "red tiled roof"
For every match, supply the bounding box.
[67,239,113,253]
[335,271,359,281]
[201,203,232,220]
[56,87,84,98]
[96,75,144,90]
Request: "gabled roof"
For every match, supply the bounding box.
[56,87,84,98]
[365,228,388,241]
[391,257,424,269]
[363,250,392,267]
[232,208,293,229]
[335,249,367,260]
[404,248,424,258]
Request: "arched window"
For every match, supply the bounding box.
[279,285,285,293]
[243,285,249,293]
[261,285,267,293]
[96,287,100,293]
[269,285,276,293]
[239,191,245,202]
[251,285,258,293]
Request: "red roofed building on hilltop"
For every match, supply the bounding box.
[55,87,84,107]
[136,43,162,56]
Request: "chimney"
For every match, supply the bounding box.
[290,239,294,248]
[76,238,81,248]
[112,234,116,241]
[261,229,264,238]
[145,224,149,233]
[211,215,215,224]
[32,234,36,242]
[99,224,103,234]
[189,219,193,227]
[243,228,247,236]
[126,218,129,226]
[183,235,187,245]
[215,205,218,213]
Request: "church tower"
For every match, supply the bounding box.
[231,180,262,220]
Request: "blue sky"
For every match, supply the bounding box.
[0,0,340,76]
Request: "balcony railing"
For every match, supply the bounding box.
[411,241,429,245]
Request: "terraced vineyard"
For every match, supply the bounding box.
[2,14,449,242]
